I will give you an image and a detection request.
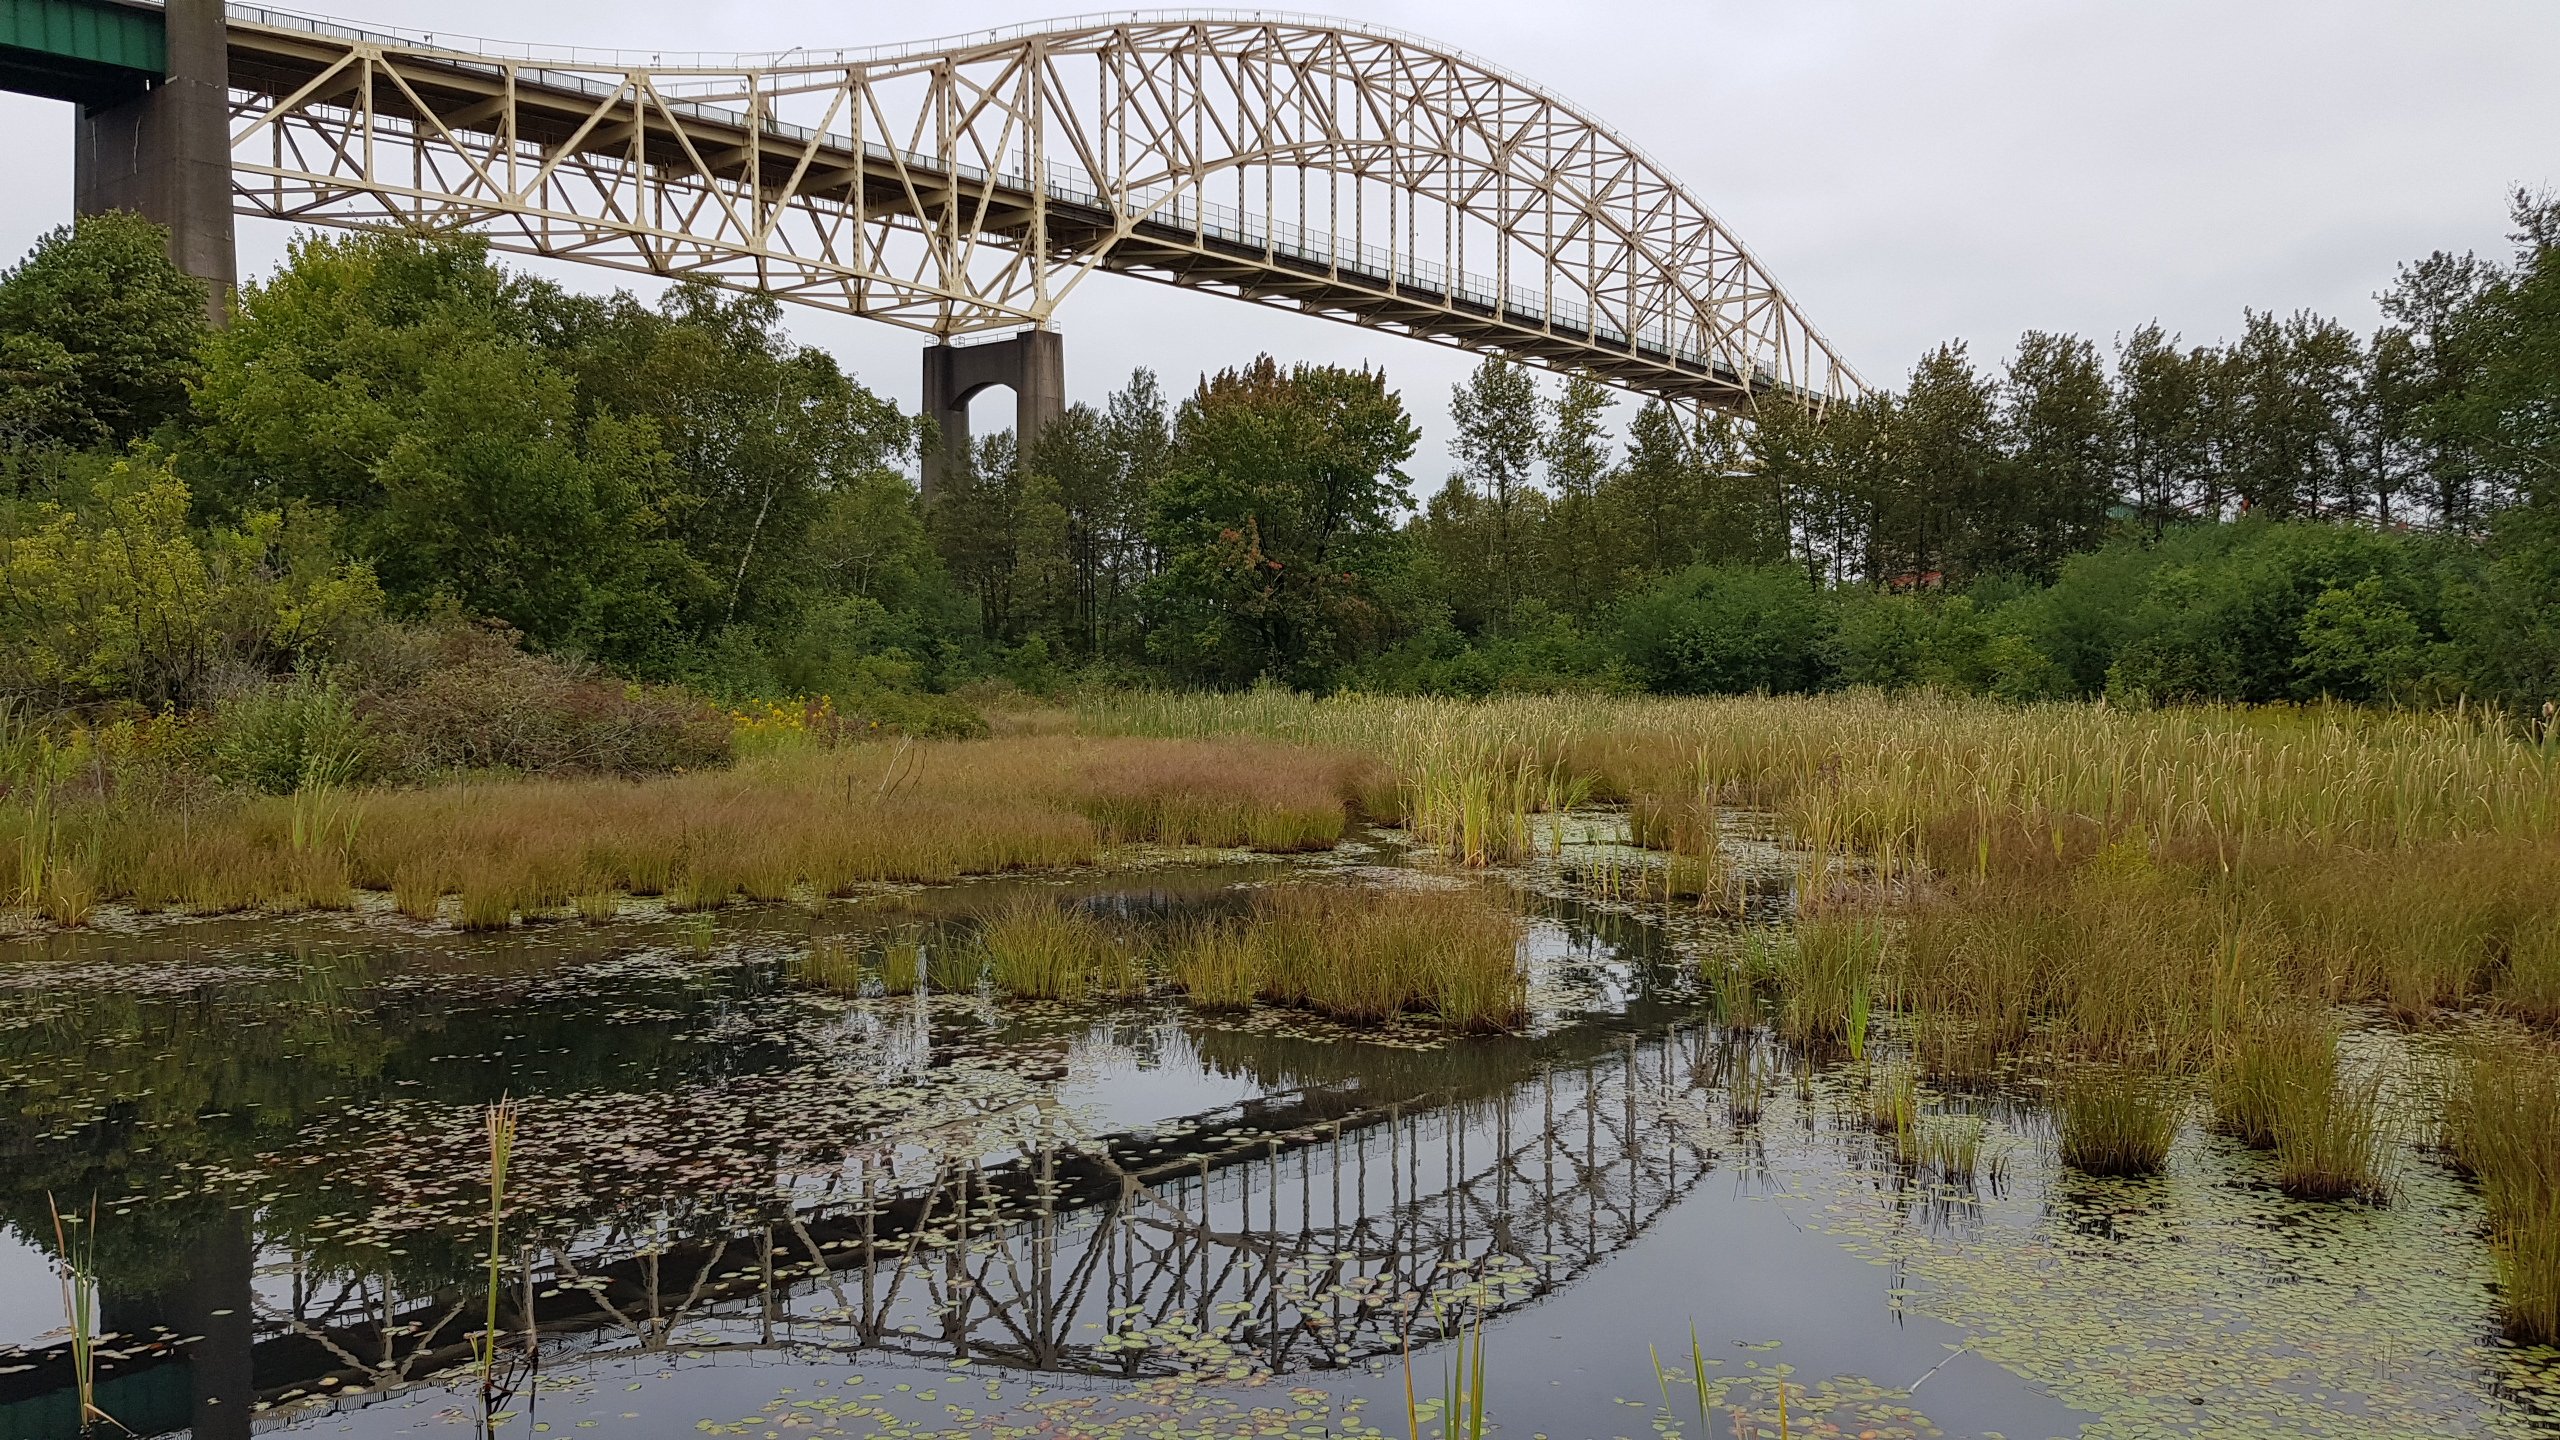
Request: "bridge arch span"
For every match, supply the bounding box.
[206,6,1860,412]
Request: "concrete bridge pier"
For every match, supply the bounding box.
[72,0,234,318]
[920,328,1065,502]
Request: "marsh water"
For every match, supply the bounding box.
[2,822,2556,1440]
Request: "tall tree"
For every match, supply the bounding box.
[1144,356,1417,687]
[0,212,210,458]
[187,230,699,666]
[556,282,912,640]
[1540,374,1616,616]
[1884,342,2002,585]
[1448,358,1546,623]
[2115,323,2214,533]
[2222,309,2362,519]
[2002,329,2120,578]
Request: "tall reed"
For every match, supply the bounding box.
[47,1193,111,1433]
[476,1098,520,1396]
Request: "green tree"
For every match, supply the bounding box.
[188,230,706,667]
[2115,323,2214,533]
[2001,330,2120,578]
[1540,374,1616,617]
[1448,358,1546,624]
[0,454,382,709]
[552,282,913,644]
[0,212,209,457]
[1143,356,1418,687]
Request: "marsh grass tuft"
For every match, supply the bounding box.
[1912,1113,1988,1183]
[926,937,983,994]
[1771,912,1886,1053]
[2212,1015,2337,1151]
[1252,885,1525,1031]
[793,936,865,997]
[2055,1066,2182,1177]
[2447,1040,2560,1342]
[880,937,924,996]
[982,896,1125,1002]
[1168,919,1259,1008]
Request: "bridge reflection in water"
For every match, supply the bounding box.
[321,1026,1707,1382]
[8,1018,1733,1436]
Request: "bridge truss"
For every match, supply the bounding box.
[217,8,1861,410]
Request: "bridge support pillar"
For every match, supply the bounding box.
[921,328,1065,502]
[73,0,235,320]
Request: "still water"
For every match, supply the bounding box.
[0,830,2551,1439]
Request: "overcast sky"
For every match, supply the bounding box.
[3,0,2554,488]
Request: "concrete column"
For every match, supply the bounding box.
[73,0,236,320]
[919,328,1066,503]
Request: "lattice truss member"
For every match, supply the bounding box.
[223,10,1861,410]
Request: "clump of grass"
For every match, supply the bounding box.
[2273,1067,2395,1203]
[2054,1066,2182,1177]
[981,896,1125,1001]
[2212,1014,2338,1150]
[1912,1114,1988,1182]
[574,887,621,923]
[391,859,446,921]
[927,937,983,993]
[1770,912,1886,1053]
[1252,885,1525,1031]
[38,860,95,927]
[794,936,865,997]
[455,863,519,931]
[1723,1043,1770,1126]
[1169,920,1260,1008]
[665,853,737,913]
[881,937,924,996]
[2448,1040,2560,1343]
[1866,1062,1919,1141]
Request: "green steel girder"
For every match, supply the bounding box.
[0,0,165,107]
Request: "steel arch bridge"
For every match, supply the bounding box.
[15,2,1863,418]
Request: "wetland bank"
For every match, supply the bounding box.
[3,693,2560,1439]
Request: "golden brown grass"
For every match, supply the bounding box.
[0,734,1372,926]
[793,935,866,997]
[1248,884,1526,1030]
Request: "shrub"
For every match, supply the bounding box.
[350,621,730,778]
[1611,563,1836,696]
[207,674,371,794]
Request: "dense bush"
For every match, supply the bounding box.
[1612,563,1836,695]
[345,622,731,778]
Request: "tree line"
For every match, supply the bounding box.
[1,190,2555,725]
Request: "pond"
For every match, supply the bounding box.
[1,822,2555,1439]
